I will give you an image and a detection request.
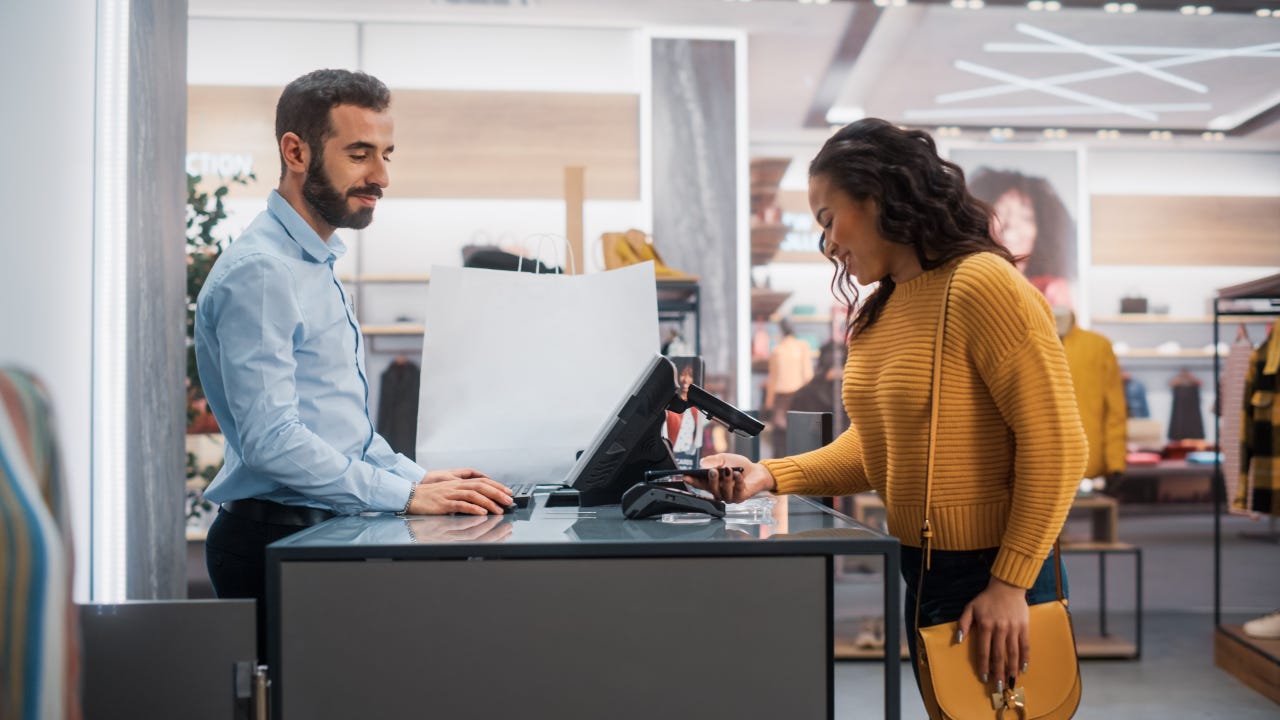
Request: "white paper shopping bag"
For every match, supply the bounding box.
[415,262,659,484]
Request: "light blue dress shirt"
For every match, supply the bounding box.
[196,190,423,514]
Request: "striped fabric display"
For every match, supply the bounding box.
[0,368,77,720]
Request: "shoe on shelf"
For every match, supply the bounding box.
[601,232,642,271]
[1243,610,1280,639]
[621,229,697,282]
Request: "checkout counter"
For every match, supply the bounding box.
[266,493,901,719]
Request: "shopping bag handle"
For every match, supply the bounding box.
[516,234,578,275]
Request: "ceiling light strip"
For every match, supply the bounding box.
[940,40,1280,104]
[952,60,1158,120]
[984,42,1280,58]
[1014,23,1207,93]
[904,102,1211,120]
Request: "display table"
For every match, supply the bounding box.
[266,495,900,720]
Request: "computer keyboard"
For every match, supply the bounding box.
[505,482,538,511]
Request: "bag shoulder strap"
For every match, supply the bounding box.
[919,267,956,571]
[914,262,1064,628]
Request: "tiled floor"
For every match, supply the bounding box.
[833,511,1280,718]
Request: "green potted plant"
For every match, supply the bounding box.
[185,171,252,527]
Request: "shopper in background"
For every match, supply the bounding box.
[764,318,814,454]
[693,118,1086,704]
[195,69,512,657]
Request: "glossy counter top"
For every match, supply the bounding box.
[268,494,895,560]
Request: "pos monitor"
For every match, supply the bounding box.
[563,354,764,507]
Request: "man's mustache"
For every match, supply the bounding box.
[348,186,383,199]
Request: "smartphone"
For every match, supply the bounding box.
[643,467,743,482]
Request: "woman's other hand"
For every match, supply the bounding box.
[687,453,777,504]
[957,576,1030,688]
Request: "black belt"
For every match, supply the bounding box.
[221,498,336,527]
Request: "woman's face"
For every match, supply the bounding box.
[809,174,900,286]
[679,366,694,392]
[992,189,1037,270]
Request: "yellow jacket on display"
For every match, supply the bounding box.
[1062,325,1127,478]
[761,253,1087,589]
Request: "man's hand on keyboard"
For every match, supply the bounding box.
[409,473,513,515]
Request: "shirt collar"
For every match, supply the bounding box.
[267,190,347,263]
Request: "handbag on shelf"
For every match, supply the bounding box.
[914,269,1082,720]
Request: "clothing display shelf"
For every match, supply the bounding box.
[1211,273,1280,705]
[1093,314,1273,365]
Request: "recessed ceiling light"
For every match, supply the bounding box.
[1180,4,1196,13]
[1121,3,1137,12]
[952,0,967,7]
[1027,0,1044,9]
[967,0,985,8]
[1257,8,1272,17]
[1104,2,1120,12]
[1044,0,1061,10]
[1197,5,1213,14]
[891,0,909,7]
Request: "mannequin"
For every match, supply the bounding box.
[1055,307,1126,486]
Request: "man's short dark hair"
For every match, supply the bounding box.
[275,69,391,179]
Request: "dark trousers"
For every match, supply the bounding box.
[205,508,310,662]
[901,545,1067,691]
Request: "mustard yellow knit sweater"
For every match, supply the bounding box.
[762,253,1087,588]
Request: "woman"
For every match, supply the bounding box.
[694,118,1086,700]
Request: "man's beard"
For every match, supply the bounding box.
[301,153,381,230]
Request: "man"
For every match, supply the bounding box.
[195,70,512,651]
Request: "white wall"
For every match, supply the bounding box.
[0,0,98,600]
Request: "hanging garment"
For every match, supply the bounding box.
[378,359,421,461]
[1241,326,1280,516]
[0,368,79,720]
[1062,326,1127,478]
[1123,376,1150,419]
[1222,332,1255,511]
[1168,377,1205,441]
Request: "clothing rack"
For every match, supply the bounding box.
[1211,274,1280,705]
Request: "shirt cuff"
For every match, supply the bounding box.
[368,470,417,514]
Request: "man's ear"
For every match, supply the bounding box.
[279,132,310,175]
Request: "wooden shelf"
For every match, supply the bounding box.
[362,324,425,336]
[1215,625,1280,705]
[1114,349,1215,359]
[1076,635,1139,659]
[834,640,910,661]
[339,274,431,284]
[1093,314,1270,325]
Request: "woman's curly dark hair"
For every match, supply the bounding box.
[967,167,1076,282]
[809,119,1014,338]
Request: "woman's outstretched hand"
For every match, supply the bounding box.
[684,453,777,504]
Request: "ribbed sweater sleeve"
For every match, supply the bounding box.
[954,258,1087,587]
[762,425,871,496]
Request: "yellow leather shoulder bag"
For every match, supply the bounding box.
[915,268,1082,720]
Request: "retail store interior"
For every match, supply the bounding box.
[3,0,1279,718]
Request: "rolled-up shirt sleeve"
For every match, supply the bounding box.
[208,255,413,514]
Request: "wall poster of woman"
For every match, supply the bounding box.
[948,148,1085,314]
